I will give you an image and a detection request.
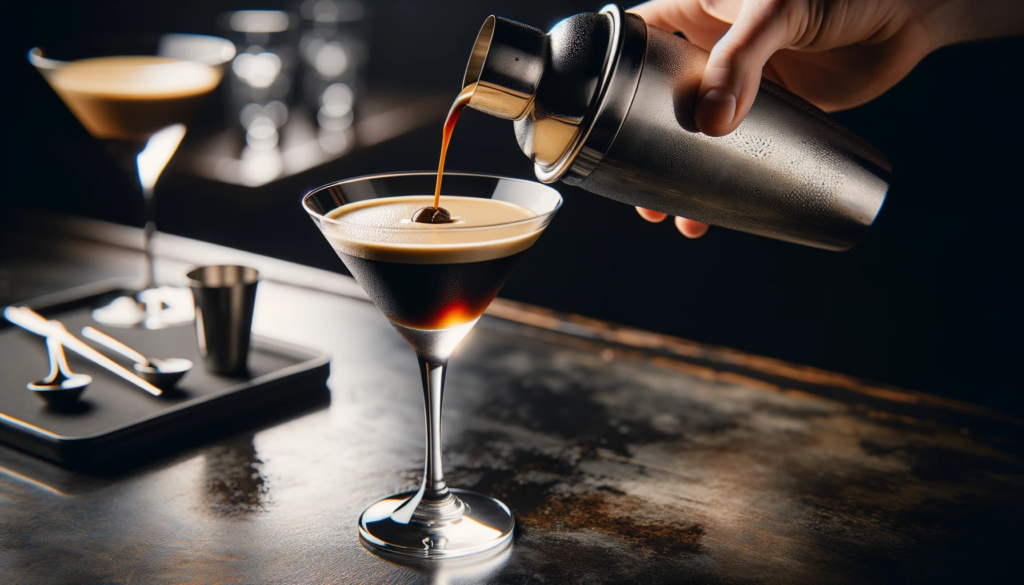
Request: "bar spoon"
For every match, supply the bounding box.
[81,326,192,389]
[4,306,162,396]
[28,336,92,407]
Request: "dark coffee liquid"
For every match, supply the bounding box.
[339,250,526,330]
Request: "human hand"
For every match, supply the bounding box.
[629,0,1024,238]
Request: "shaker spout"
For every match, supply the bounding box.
[462,16,547,120]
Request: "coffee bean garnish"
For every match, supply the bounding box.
[411,207,434,223]
[412,206,452,224]
[431,207,451,223]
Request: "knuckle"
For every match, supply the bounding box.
[755,0,812,45]
[709,0,815,65]
[697,0,732,18]
[713,37,746,58]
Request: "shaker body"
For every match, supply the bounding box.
[462,6,891,250]
[568,22,890,251]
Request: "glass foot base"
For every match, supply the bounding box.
[92,287,194,329]
[359,489,514,559]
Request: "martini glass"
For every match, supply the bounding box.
[29,34,236,328]
[304,172,561,558]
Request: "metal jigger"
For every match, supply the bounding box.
[186,265,259,375]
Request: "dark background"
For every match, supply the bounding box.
[2,1,1022,413]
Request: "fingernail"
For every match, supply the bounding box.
[695,88,736,134]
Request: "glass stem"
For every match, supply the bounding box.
[103,139,157,291]
[420,357,449,498]
[390,355,466,525]
[141,183,157,290]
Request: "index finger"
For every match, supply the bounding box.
[630,0,734,51]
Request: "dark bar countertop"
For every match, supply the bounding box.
[0,213,1021,584]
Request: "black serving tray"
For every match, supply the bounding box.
[0,283,330,467]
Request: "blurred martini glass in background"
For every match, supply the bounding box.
[29,34,235,328]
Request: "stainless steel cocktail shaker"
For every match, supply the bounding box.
[461,4,891,251]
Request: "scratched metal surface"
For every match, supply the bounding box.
[0,224,1022,584]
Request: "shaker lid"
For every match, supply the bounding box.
[535,5,648,184]
[460,5,647,180]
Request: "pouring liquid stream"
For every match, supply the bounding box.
[433,83,476,210]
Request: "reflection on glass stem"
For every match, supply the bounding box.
[138,124,186,190]
[136,124,186,288]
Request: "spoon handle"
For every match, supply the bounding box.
[81,326,148,365]
[3,307,162,397]
[41,336,63,383]
[48,336,78,380]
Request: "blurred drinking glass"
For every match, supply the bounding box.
[297,0,367,155]
[223,9,296,185]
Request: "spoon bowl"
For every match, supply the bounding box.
[82,326,193,391]
[29,374,92,408]
[134,357,193,389]
[25,335,92,408]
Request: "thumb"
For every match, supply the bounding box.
[696,0,807,136]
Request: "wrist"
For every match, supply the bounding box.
[914,0,1024,48]
[909,0,961,50]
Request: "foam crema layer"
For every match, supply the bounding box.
[321,196,543,264]
[47,56,222,99]
[41,55,223,140]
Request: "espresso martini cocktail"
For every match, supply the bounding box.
[30,35,235,328]
[325,194,542,356]
[304,173,562,558]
